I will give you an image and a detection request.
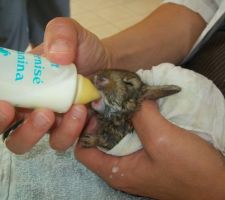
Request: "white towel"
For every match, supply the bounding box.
[0,136,148,200]
[104,63,225,156]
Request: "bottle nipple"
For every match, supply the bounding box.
[74,74,100,104]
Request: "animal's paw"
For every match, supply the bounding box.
[80,134,97,148]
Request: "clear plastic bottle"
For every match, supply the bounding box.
[0,47,100,113]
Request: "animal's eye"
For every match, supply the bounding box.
[123,76,141,89]
[123,78,134,87]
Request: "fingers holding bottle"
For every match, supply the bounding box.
[44,17,77,65]
[0,101,15,133]
[4,108,55,154]
[43,17,111,75]
[0,17,105,154]
[49,104,87,152]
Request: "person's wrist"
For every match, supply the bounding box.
[188,166,225,200]
[210,169,225,200]
[101,39,113,70]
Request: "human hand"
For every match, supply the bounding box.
[43,17,111,75]
[76,101,225,200]
[1,17,110,154]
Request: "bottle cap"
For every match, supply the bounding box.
[74,74,100,104]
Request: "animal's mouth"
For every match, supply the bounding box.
[91,93,105,113]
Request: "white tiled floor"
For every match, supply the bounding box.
[70,0,162,38]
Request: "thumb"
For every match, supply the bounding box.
[43,17,82,65]
[132,101,181,153]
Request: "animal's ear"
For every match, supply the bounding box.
[140,84,181,100]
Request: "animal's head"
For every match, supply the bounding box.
[91,69,181,117]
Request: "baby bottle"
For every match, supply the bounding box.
[0,47,100,113]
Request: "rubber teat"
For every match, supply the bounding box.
[74,74,100,104]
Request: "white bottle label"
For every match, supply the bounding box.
[0,47,77,113]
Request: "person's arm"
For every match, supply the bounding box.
[0,2,207,154]
[102,3,206,71]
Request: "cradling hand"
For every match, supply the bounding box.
[76,101,225,200]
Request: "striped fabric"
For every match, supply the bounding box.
[184,30,225,96]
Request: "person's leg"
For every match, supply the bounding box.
[0,0,29,51]
[27,0,70,47]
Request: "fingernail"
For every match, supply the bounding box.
[32,112,50,129]
[71,106,84,120]
[49,39,72,53]
[0,110,7,123]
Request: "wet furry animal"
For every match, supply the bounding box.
[80,69,181,150]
